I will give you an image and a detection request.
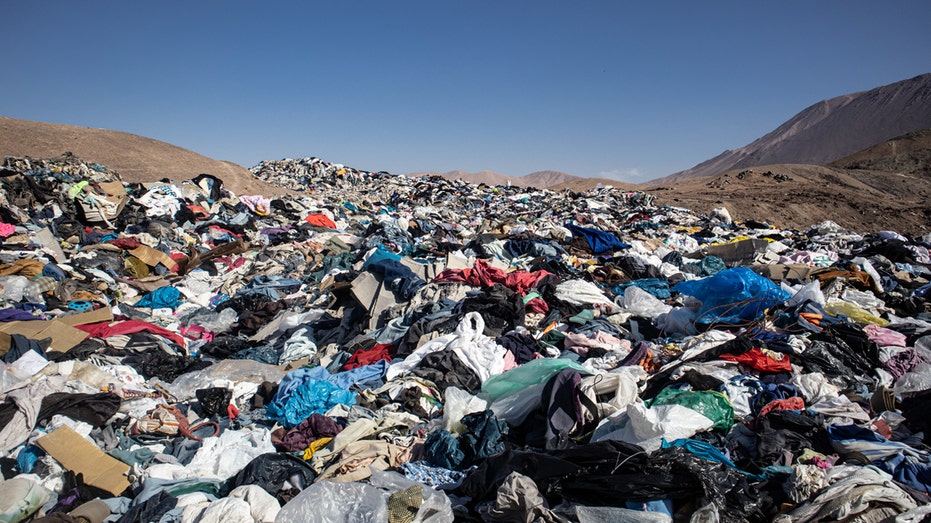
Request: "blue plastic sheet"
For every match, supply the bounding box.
[673,268,791,325]
[265,378,356,428]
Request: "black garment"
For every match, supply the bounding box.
[118,491,177,523]
[754,410,831,468]
[899,390,931,445]
[199,336,256,359]
[195,388,232,418]
[409,350,481,393]
[397,313,459,357]
[460,284,525,337]
[37,393,121,428]
[459,410,509,468]
[541,369,584,450]
[0,334,47,364]
[223,453,316,501]
[496,331,538,365]
[120,348,213,383]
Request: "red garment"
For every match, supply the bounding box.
[305,214,337,229]
[720,347,791,372]
[343,343,394,370]
[108,237,142,249]
[759,396,805,418]
[435,259,552,295]
[525,297,550,314]
[76,320,187,348]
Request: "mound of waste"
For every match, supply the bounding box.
[0,152,930,522]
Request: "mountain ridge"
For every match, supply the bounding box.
[652,73,931,184]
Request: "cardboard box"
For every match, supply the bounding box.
[37,426,131,496]
[0,307,113,354]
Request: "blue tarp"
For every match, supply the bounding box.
[673,268,791,325]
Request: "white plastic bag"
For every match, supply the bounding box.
[592,402,714,453]
[442,387,488,435]
[275,480,387,523]
[622,286,671,319]
[369,469,454,523]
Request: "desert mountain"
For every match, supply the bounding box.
[409,169,580,188]
[653,73,931,184]
[0,116,283,195]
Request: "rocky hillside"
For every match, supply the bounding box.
[829,128,931,177]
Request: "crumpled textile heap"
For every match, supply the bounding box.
[1,152,930,522]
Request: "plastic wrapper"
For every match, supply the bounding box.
[649,387,735,431]
[442,387,488,435]
[0,275,29,302]
[275,480,387,523]
[893,362,931,396]
[482,358,589,401]
[489,382,545,425]
[196,387,233,417]
[621,286,671,318]
[823,301,889,327]
[368,469,454,523]
[592,402,715,453]
[171,359,286,402]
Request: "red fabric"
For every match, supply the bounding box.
[76,320,187,348]
[525,297,550,314]
[108,237,142,249]
[759,396,805,418]
[343,343,394,370]
[305,213,337,229]
[435,259,552,295]
[719,347,791,372]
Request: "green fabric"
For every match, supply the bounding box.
[649,387,735,431]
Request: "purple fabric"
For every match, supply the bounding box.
[882,347,923,380]
[0,308,42,322]
[276,413,343,452]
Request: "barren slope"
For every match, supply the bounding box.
[0,116,285,195]
[644,164,931,235]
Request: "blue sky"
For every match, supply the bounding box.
[2,2,930,182]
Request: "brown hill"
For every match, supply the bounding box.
[643,164,931,235]
[654,73,931,184]
[830,128,931,177]
[409,170,516,187]
[550,177,642,192]
[409,169,581,188]
[0,116,284,195]
[520,170,580,187]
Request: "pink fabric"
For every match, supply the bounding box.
[864,324,907,347]
[0,222,15,238]
[435,259,551,295]
[76,320,187,348]
[759,396,805,418]
[563,331,628,357]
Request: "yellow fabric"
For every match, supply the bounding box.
[302,437,333,460]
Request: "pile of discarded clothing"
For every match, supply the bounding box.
[1,152,930,523]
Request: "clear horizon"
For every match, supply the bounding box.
[2,1,929,182]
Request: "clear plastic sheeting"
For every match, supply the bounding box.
[274,480,387,523]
